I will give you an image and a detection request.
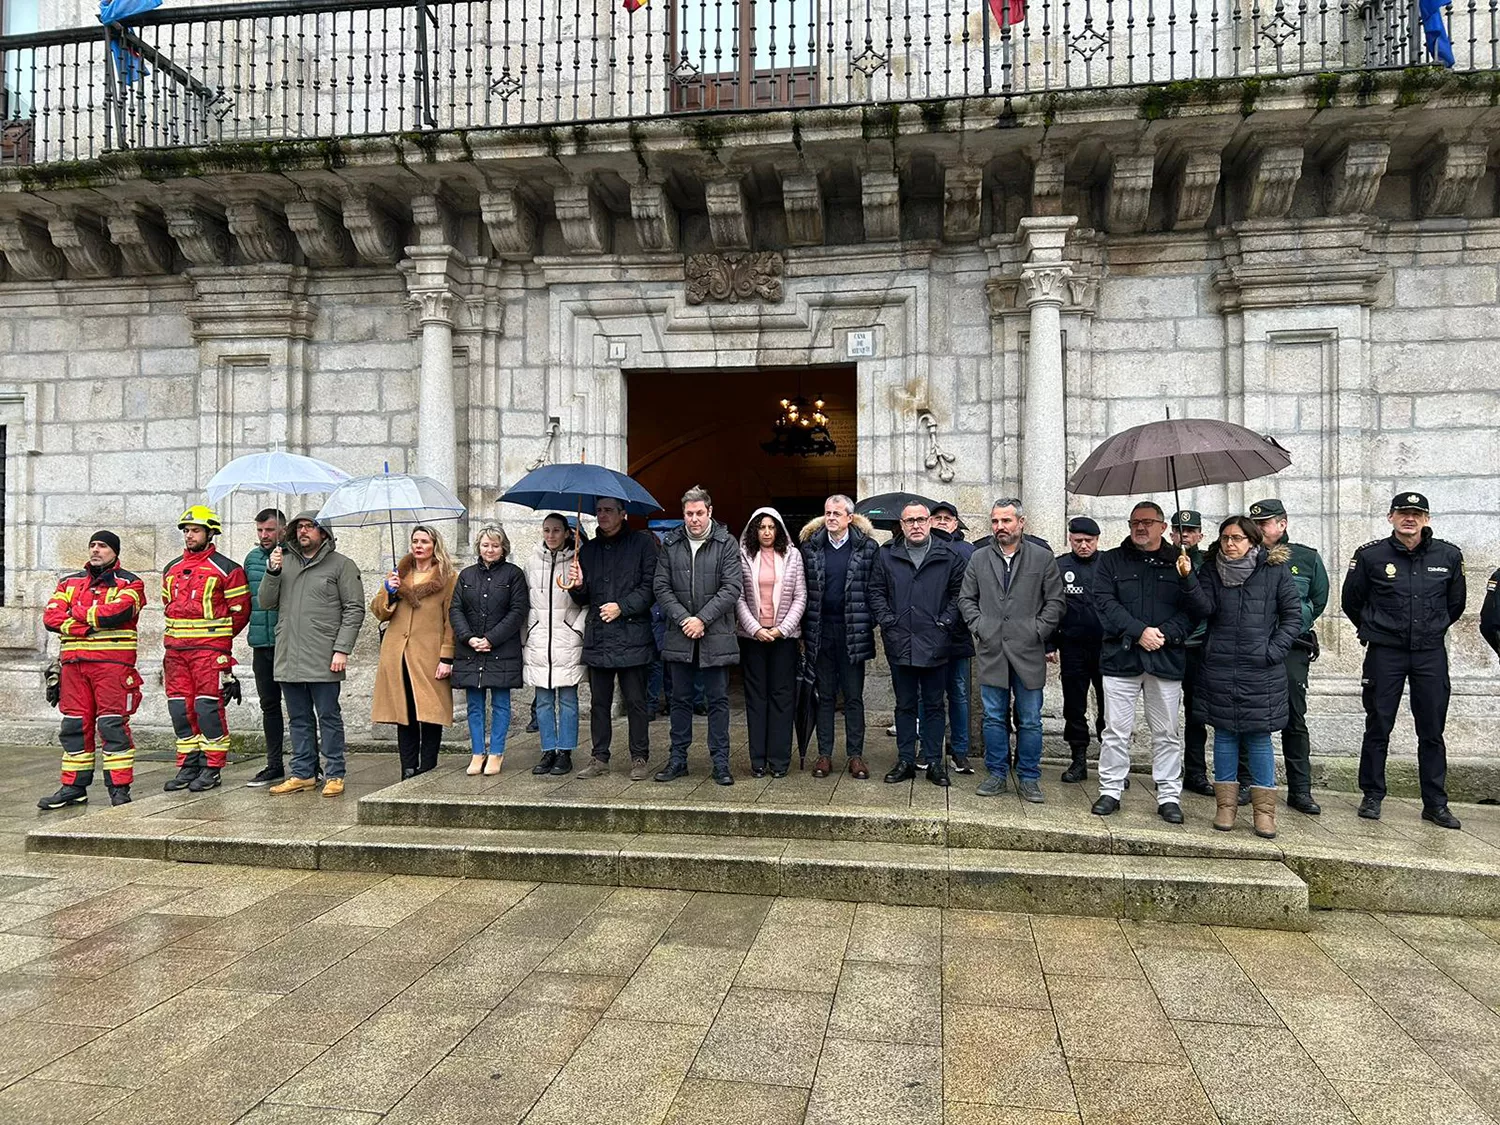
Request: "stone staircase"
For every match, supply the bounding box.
[26,758,1500,933]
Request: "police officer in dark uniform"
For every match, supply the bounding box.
[1482,567,1500,660]
[1171,510,1215,797]
[1249,498,1329,815]
[1051,517,1105,782]
[1341,492,1467,829]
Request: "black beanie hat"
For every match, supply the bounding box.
[89,530,122,558]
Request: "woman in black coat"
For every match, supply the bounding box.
[450,524,529,776]
[1181,515,1301,838]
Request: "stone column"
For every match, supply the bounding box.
[402,245,465,488]
[1018,215,1078,550]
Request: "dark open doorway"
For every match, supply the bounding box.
[626,365,857,537]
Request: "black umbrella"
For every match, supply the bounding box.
[793,650,818,768]
[855,491,939,531]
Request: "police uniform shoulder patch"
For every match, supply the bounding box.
[1349,540,1379,569]
[1489,577,1498,592]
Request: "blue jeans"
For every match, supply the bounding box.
[535,686,579,753]
[284,681,345,780]
[465,688,512,757]
[980,675,1043,780]
[1214,729,1274,787]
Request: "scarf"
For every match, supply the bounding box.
[1215,548,1259,588]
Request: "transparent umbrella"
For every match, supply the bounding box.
[316,465,466,561]
[204,451,351,506]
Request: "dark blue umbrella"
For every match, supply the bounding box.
[500,463,661,517]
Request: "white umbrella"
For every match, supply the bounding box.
[316,468,467,561]
[205,451,351,506]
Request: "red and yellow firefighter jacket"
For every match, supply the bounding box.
[43,563,146,664]
[162,546,251,652]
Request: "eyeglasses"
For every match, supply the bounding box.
[901,516,929,526]
[1220,534,1250,544]
[1128,519,1163,529]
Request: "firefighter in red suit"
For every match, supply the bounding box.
[162,505,251,793]
[38,530,147,810]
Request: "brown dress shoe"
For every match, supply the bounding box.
[812,756,833,778]
[848,756,870,780]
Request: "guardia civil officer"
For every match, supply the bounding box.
[1341,492,1466,829]
[1171,510,1214,797]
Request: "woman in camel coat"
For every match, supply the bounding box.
[371,525,457,778]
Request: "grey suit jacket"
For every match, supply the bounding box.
[958,536,1066,691]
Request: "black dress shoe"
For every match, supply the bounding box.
[1287,791,1321,815]
[751,767,767,779]
[1182,775,1216,797]
[1091,795,1120,816]
[884,761,917,784]
[926,763,950,788]
[1422,805,1462,830]
[712,769,734,787]
[951,755,975,775]
[654,761,689,783]
[1158,801,1184,824]
[401,768,417,780]
[1061,756,1087,784]
[770,768,788,779]
[1357,795,1382,820]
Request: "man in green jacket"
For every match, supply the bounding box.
[257,511,366,797]
[243,508,286,787]
[1251,498,1330,815]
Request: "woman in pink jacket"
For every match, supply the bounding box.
[736,507,807,777]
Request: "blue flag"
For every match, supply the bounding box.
[99,0,164,86]
[1420,0,1455,67]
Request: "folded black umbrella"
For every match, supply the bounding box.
[855,492,939,531]
[794,651,818,767]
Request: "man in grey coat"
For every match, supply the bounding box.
[958,498,1066,802]
[653,486,744,785]
[257,511,365,797]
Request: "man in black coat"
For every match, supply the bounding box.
[1171,510,1215,797]
[1342,492,1468,829]
[1051,516,1105,783]
[568,498,658,780]
[1483,567,1500,660]
[799,496,881,780]
[652,486,743,785]
[1090,501,1200,824]
[927,501,975,774]
[869,502,966,786]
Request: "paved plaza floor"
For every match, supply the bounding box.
[0,747,1498,1124]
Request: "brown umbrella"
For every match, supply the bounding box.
[1066,417,1292,523]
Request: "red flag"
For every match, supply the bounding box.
[623,0,647,10]
[988,0,1024,27]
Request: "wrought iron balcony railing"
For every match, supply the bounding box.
[0,0,1490,166]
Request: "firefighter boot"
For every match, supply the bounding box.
[164,752,205,792]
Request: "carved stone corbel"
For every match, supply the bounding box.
[860,169,900,242]
[286,198,355,267]
[163,199,232,265]
[481,187,540,260]
[553,183,612,255]
[942,164,983,242]
[1167,147,1221,231]
[410,192,459,247]
[339,188,404,265]
[629,182,678,253]
[1322,140,1390,216]
[47,208,121,278]
[1105,150,1154,234]
[1243,145,1304,221]
[705,177,751,250]
[225,197,296,264]
[0,214,66,281]
[781,172,824,247]
[108,203,174,275]
[1415,140,1488,218]
[1030,153,1066,216]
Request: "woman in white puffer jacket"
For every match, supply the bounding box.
[523,514,586,776]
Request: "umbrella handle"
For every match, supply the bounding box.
[557,527,584,589]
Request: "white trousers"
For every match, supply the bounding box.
[1098,673,1183,804]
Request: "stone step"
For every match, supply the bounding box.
[24,816,1309,930]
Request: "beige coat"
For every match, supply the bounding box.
[370,568,457,726]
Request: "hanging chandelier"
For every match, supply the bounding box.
[761,395,836,457]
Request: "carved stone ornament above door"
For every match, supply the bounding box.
[685,251,785,305]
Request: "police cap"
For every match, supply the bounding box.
[1170,509,1202,530]
[1248,498,1286,520]
[1068,517,1101,536]
[1389,492,1430,514]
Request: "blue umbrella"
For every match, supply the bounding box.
[500,463,661,517]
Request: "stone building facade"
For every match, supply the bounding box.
[0,3,1496,774]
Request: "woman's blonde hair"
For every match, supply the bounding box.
[396,524,455,604]
[474,523,511,561]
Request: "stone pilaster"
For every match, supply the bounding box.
[1018,215,1078,551]
[401,246,465,489]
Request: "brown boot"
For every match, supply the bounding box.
[1250,786,1277,839]
[1213,782,1239,832]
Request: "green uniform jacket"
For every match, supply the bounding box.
[1283,539,1329,636]
[244,544,278,649]
[255,539,366,682]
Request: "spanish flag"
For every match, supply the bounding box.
[988,0,1025,26]
[624,0,647,11]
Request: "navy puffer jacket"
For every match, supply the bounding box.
[798,515,880,665]
[1182,544,1302,733]
[449,558,529,690]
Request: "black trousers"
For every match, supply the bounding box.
[396,661,443,774]
[1239,645,1314,794]
[588,664,650,762]
[251,645,285,769]
[814,623,866,758]
[1058,641,1105,754]
[741,636,798,772]
[1182,645,1210,780]
[891,664,946,765]
[668,650,730,769]
[1358,643,1450,809]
